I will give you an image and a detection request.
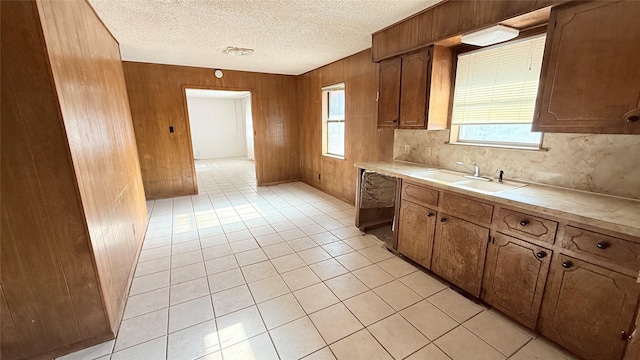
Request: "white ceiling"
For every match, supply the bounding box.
[88,0,443,75]
[185,88,251,99]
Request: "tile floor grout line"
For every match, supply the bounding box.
[63,159,572,360]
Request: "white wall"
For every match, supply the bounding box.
[186,97,247,159]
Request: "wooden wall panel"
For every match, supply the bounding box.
[1,1,112,358]
[122,62,300,199]
[37,0,149,334]
[298,50,394,204]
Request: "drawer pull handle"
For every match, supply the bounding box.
[596,241,610,249]
[440,218,447,223]
[627,115,639,123]
[561,261,573,269]
[535,251,547,259]
[519,220,529,226]
[621,331,632,341]
[427,212,434,218]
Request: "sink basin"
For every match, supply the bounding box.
[451,179,527,194]
[412,170,467,183]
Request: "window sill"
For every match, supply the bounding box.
[322,153,346,160]
[446,141,548,152]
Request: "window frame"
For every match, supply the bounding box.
[321,83,346,159]
[448,28,547,151]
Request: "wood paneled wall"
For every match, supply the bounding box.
[1,1,147,358]
[37,0,148,333]
[1,2,109,357]
[122,62,301,199]
[298,49,394,204]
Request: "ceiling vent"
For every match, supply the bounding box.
[223,47,254,56]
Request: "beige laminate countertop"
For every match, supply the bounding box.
[355,161,640,238]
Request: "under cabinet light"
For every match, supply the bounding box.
[461,25,519,46]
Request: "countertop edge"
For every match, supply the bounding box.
[355,161,640,239]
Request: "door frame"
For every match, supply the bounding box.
[180,85,259,189]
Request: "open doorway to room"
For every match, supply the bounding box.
[184,88,257,186]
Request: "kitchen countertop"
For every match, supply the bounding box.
[355,160,640,238]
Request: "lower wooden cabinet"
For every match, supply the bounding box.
[431,214,489,297]
[397,200,436,269]
[388,178,640,359]
[539,255,640,360]
[482,233,551,329]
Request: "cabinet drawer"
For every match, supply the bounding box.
[494,208,558,245]
[401,181,439,207]
[562,226,640,273]
[441,192,493,224]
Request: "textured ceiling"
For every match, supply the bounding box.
[88,0,443,75]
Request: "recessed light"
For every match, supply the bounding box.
[223,47,254,56]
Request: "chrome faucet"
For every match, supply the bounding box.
[456,161,480,177]
[456,161,492,182]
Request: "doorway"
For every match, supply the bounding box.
[184,88,254,161]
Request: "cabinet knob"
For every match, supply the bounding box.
[627,115,639,123]
[392,119,398,123]
[621,331,632,341]
[519,220,529,226]
[427,212,434,218]
[440,218,447,223]
[596,241,610,249]
[561,261,573,269]
[535,251,547,259]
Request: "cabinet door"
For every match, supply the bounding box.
[432,214,489,297]
[399,49,429,128]
[378,57,401,128]
[397,200,436,269]
[539,255,640,360]
[533,1,640,134]
[482,233,551,329]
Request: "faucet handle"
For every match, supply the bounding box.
[496,169,504,183]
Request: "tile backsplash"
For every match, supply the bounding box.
[394,129,640,200]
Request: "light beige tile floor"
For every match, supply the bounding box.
[58,158,577,360]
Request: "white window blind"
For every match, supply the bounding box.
[451,34,546,125]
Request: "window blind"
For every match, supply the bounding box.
[451,34,546,125]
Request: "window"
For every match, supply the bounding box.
[450,34,546,149]
[322,83,345,158]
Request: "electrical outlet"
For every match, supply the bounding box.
[425,147,432,157]
[404,145,410,154]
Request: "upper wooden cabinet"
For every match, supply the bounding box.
[533,1,640,134]
[371,0,562,62]
[377,46,451,130]
[377,57,401,127]
[399,50,429,128]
